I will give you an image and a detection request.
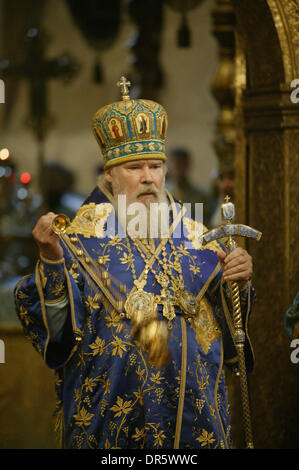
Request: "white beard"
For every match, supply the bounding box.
[126,192,170,240]
[110,173,170,239]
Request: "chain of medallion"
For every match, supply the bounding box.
[125,236,198,331]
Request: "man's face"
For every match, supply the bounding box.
[104,159,166,207]
[218,170,235,199]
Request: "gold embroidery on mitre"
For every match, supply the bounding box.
[66,203,113,238]
[191,297,221,354]
[183,217,221,253]
[92,91,167,170]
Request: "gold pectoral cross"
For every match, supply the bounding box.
[155,272,176,328]
[158,289,176,329]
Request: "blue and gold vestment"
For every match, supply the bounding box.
[14,182,254,449]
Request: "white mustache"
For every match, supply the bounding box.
[136,186,158,197]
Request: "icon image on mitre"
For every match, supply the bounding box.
[109,118,123,140]
[160,115,167,138]
[136,113,150,137]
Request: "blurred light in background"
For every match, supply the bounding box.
[20,172,31,184]
[0,148,9,161]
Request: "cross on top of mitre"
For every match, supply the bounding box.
[117,76,131,101]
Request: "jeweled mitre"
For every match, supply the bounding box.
[92,76,168,169]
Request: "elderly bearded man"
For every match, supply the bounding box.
[14,78,255,449]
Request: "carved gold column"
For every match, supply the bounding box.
[233,32,247,227]
[210,0,236,184]
[231,0,299,448]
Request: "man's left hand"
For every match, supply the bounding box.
[217,247,252,289]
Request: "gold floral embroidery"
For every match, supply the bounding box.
[119,251,134,270]
[65,203,113,238]
[150,371,165,385]
[16,289,29,300]
[108,235,123,246]
[190,297,221,354]
[136,366,145,381]
[69,263,80,280]
[83,377,98,393]
[89,337,106,356]
[52,282,65,297]
[55,376,63,388]
[110,396,133,418]
[102,378,111,395]
[132,427,146,443]
[111,337,127,357]
[74,388,81,402]
[133,387,144,405]
[19,304,32,327]
[189,264,201,275]
[154,429,166,447]
[105,310,122,329]
[176,244,189,256]
[73,406,94,428]
[198,376,209,390]
[85,295,100,312]
[196,429,215,447]
[147,424,166,448]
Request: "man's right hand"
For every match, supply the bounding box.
[32,212,63,261]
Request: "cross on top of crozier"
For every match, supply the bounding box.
[117,76,131,101]
[221,194,235,222]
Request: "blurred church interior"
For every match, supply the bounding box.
[0,0,298,449]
